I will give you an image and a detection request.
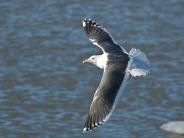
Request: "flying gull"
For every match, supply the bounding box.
[82,18,150,132]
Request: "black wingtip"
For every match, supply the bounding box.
[83,113,105,133]
[82,18,103,37]
[82,18,95,27]
[82,18,101,27]
[83,122,104,133]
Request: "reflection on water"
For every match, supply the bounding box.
[0,0,183,137]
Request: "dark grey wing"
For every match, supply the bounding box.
[82,18,123,53]
[83,61,129,132]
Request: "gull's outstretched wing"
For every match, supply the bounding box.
[83,59,129,132]
[82,18,123,54]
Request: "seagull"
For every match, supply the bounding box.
[82,18,150,132]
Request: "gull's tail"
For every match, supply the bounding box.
[128,48,150,77]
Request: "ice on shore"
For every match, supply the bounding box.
[161,121,184,134]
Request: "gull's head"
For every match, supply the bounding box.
[83,54,107,69]
[83,55,98,65]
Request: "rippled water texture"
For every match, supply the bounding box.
[0,0,184,137]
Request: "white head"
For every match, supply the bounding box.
[83,55,98,65]
[83,54,108,69]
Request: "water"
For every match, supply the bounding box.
[0,0,184,137]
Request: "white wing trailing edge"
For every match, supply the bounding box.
[128,48,150,77]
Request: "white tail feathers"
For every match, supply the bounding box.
[128,48,150,77]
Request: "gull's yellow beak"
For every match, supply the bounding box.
[82,58,90,64]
